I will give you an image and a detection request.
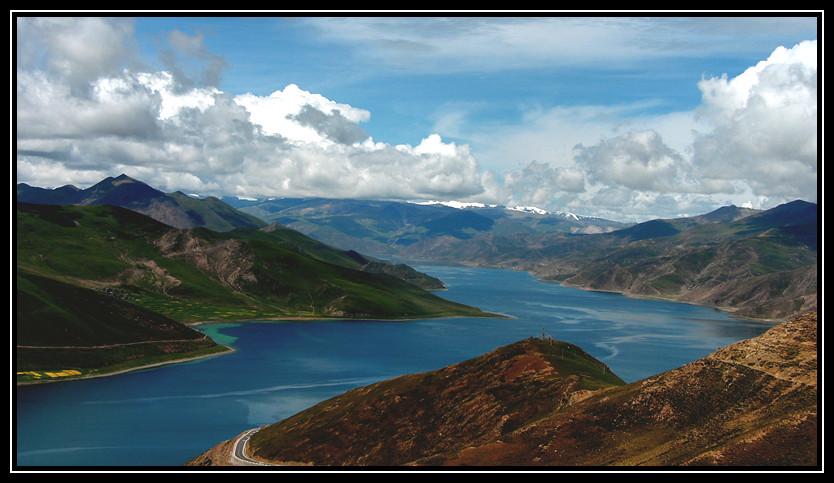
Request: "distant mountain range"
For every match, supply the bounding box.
[222,196,631,257]
[394,200,817,321]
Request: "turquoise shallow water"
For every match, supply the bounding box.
[15,265,774,467]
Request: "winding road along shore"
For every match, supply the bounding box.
[230,428,277,466]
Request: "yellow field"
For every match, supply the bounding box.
[17,369,82,380]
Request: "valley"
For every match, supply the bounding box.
[14,175,819,468]
[229,195,817,322]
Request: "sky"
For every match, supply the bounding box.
[14,14,820,222]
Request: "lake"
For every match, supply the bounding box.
[15,265,775,467]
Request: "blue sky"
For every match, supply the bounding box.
[15,14,819,221]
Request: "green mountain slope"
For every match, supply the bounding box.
[16,271,228,380]
[15,203,497,379]
[16,203,492,322]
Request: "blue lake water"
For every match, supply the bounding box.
[15,265,775,467]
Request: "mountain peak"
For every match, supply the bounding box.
[745,199,817,228]
[695,204,760,224]
[16,175,268,232]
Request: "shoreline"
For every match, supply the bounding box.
[185,311,513,327]
[17,310,509,387]
[17,312,510,386]
[15,345,235,386]
[550,279,789,324]
[412,260,802,324]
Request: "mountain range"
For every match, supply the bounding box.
[223,196,631,256]
[17,176,818,321]
[17,174,268,233]
[16,175,819,466]
[382,201,817,321]
[15,175,818,380]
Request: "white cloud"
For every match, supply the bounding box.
[303,17,817,74]
[16,17,139,93]
[477,161,585,208]
[15,18,486,203]
[236,83,371,145]
[458,40,818,219]
[573,130,694,193]
[16,70,161,140]
[692,40,817,200]
[136,71,218,120]
[158,28,228,92]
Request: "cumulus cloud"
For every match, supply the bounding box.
[287,104,368,145]
[235,84,371,145]
[16,17,139,95]
[494,40,819,219]
[692,39,817,200]
[573,130,697,193]
[15,18,487,203]
[473,161,585,208]
[158,29,228,92]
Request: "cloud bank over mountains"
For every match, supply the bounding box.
[15,17,817,221]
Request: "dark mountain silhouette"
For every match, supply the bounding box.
[17,174,267,232]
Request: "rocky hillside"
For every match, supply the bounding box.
[16,202,491,323]
[400,201,818,321]
[187,312,818,467]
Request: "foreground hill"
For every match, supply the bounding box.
[17,174,268,232]
[16,203,495,379]
[188,311,817,467]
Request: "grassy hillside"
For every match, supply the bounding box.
[16,202,497,379]
[16,203,492,321]
[16,271,228,380]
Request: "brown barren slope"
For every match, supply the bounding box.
[187,312,817,468]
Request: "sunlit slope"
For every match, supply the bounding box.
[16,203,492,323]
[400,201,818,320]
[189,313,817,467]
